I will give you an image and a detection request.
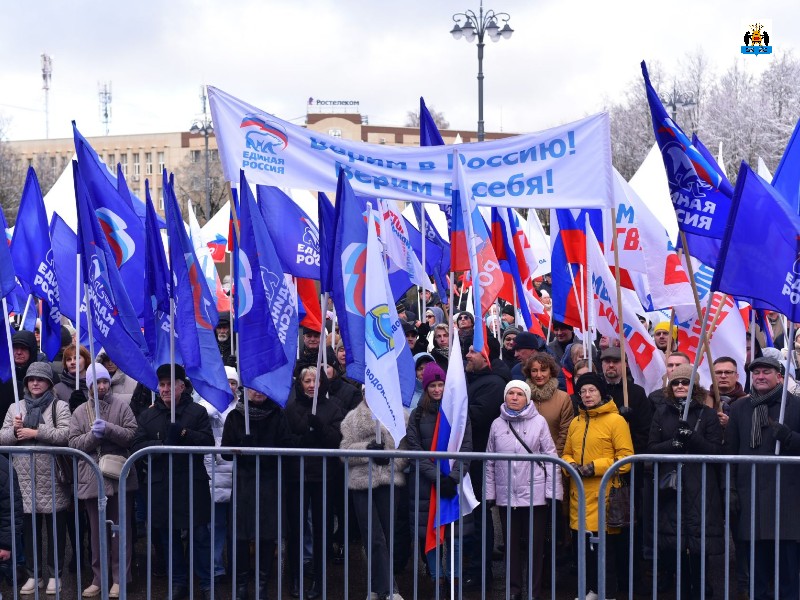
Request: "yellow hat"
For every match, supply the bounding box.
[653,321,678,340]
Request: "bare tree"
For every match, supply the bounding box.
[172,151,228,224]
[405,107,450,130]
[0,116,26,224]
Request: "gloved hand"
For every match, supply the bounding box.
[69,390,87,410]
[671,438,685,450]
[366,440,385,451]
[770,419,792,444]
[438,476,458,499]
[675,420,694,442]
[165,423,183,445]
[576,463,594,478]
[90,419,106,439]
[307,414,323,432]
[729,488,740,514]
[366,440,390,465]
[485,499,496,509]
[617,405,633,421]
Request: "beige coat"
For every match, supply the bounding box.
[0,399,72,513]
[528,386,574,456]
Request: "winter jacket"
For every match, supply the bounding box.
[197,395,237,503]
[0,455,22,552]
[606,379,652,455]
[485,402,563,507]
[340,401,408,490]
[725,386,800,541]
[328,376,361,415]
[0,331,38,421]
[525,380,574,456]
[53,370,89,411]
[648,398,725,555]
[221,401,294,541]
[284,386,344,482]
[0,396,72,513]
[466,361,511,454]
[561,399,633,533]
[68,392,139,499]
[406,401,474,540]
[108,369,138,405]
[131,394,214,529]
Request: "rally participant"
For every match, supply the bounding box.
[53,344,91,410]
[430,324,450,371]
[411,353,436,410]
[547,321,575,364]
[0,330,39,421]
[456,311,501,361]
[652,322,677,354]
[403,321,427,355]
[96,351,138,405]
[510,331,546,381]
[419,306,446,351]
[522,353,574,456]
[215,312,234,366]
[131,364,216,600]
[294,327,323,378]
[648,352,691,409]
[500,327,521,371]
[712,356,748,429]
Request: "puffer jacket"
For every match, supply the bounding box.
[340,400,408,490]
[0,397,72,513]
[68,392,139,499]
[0,455,23,552]
[197,395,237,503]
[561,398,633,533]
[109,369,138,405]
[485,402,563,507]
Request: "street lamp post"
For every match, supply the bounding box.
[190,86,214,221]
[660,81,696,122]
[450,1,513,142]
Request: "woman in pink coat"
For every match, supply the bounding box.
[486,380,563,600]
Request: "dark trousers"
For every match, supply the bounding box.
[498,505,547,597]
[158,525,212,591]
[352,486,396,596]
[465,463,493,584]
[746,540,800,600]
[287,482,324,589]
[24,511,66,579]
[576,530,618,597]
[235,539,275,584]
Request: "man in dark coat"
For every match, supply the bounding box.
[293,326,322,377]
[726,355,800,600]
[547,320,575,363]
[0,454,22,584]
[0,330,38,421]
[215,312,234,367]
[132,364,215,600]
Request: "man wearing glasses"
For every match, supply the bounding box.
[711,357,747,429]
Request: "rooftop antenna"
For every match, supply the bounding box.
[41,53,52,139]
[98,82,112,135]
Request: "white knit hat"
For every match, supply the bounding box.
[86,364,111,390]
[224,366,240,385]
[504,380,531,404]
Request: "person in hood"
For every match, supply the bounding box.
[411,353,435,410]
[562,372,634,600]
[485,380,562,600]
[0,330,38,420]
[419,306,446,351]
[429,324,450,371]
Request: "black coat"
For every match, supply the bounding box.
[284,388,344,482]
[221,402,293,541]
[328,376,361,415]
[406,402,474,540]
[0,455,22,552]
[607,379,652,455]
[131,394,214,529]
[648,399,725,555]
[466,360,510,454]
[0,331,38,424]
[725,388,800,541]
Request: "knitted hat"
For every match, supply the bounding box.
[504,380,531,404]
[24,362,54,386]
[653,321,678,340]
[575,372,609,399]
[501,305,515,317]
[224,366,239,385]
[669,364,699,384]
[421,362,446,391]
[502,326,522,340]
[513,331,544,350]
[86,364,111,390]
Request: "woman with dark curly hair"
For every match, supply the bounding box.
[647,364,724,598]
[522,353,574,456]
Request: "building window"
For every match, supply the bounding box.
[158,151,165,173]
[133,153,140,176]
[145,152,153,175]
[120,154,128,175]
[50,156,57,177]
[108,153,115,168]
[27,158,32,168]
[157,188,164,210]
[328,129,342,138]
[61,155,69,169]
[210,149,219,162]
[190,150,201,163]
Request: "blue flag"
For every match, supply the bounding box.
[642,62,732,266]
[50,213,85,324]
[331,170,368,382]
[711,162,800,320]
[406,210,450,300]
[419,97,445,146]
[257,186,320,280]
[0,217,15,302]
[143,181,176,368]
[772,117,800,215]
[73,161,158,390]
[73,123,147,317]
[163,172,233,410]
[318,192,336,294]
[237,173,294,405]
[10,168,64,359]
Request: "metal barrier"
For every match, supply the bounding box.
[115,447,587,600]
[597,454,800,600]
[0,447,109,600]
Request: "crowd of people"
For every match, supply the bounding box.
[0,283,798,600]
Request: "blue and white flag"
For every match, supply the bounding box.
[378,198,433,293]
[363,207,414,442]
[238,172,294,405]
[772,117,800,215]
[208,86,613,209]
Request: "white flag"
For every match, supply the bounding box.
[378,198,433,291]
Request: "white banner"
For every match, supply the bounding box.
[208,86,613,209]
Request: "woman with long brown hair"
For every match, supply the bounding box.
[522,353,574,456]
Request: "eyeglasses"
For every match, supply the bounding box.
[426,314,435,319]
[458,316,472,321]
[670,379,691,387]
[579,387,599,396]
[714,370,736,376]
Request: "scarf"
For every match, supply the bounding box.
[505,405,525,417]
[749,384,783,449]
[23,390,56,428]
[235,399,274,421]
[529,378,559,403]
[59,370,87,393]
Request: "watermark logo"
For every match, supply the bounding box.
[741,21,772,55]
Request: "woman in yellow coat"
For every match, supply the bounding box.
[562,372,634,600]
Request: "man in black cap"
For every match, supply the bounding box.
[402,321,427,355]
[547,320,575,363]
[294,326,322,377]
[726,355,800,599]
[132,364,216,600]
[510,331,546,380]
[215,312,234,366]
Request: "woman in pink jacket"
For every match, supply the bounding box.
[485,380,563,600]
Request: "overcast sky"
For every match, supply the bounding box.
[1,0,796,142]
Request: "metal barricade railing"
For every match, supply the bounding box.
[117,446,587,600]
[597,454,800,600]
[0,446,109,600]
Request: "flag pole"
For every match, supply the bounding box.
[2,298,20,410]
[229,213,235,360]
[375,419,382,445]
[237,333,249,434]
[663,308,676,387]
[294,279,300,360]
[19,295,32,331]
[82,283,101,418]
[776,319,796,455]
[749,307,756,366]
[610,208,629,407]
[682,292,715,421]
[74,254,81,391]
[705,294,729,410]
[678,233,720,400]
[312,291,328,416]
[585,226,595,373]
[421,204,427,321]
[448,272,455,347]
